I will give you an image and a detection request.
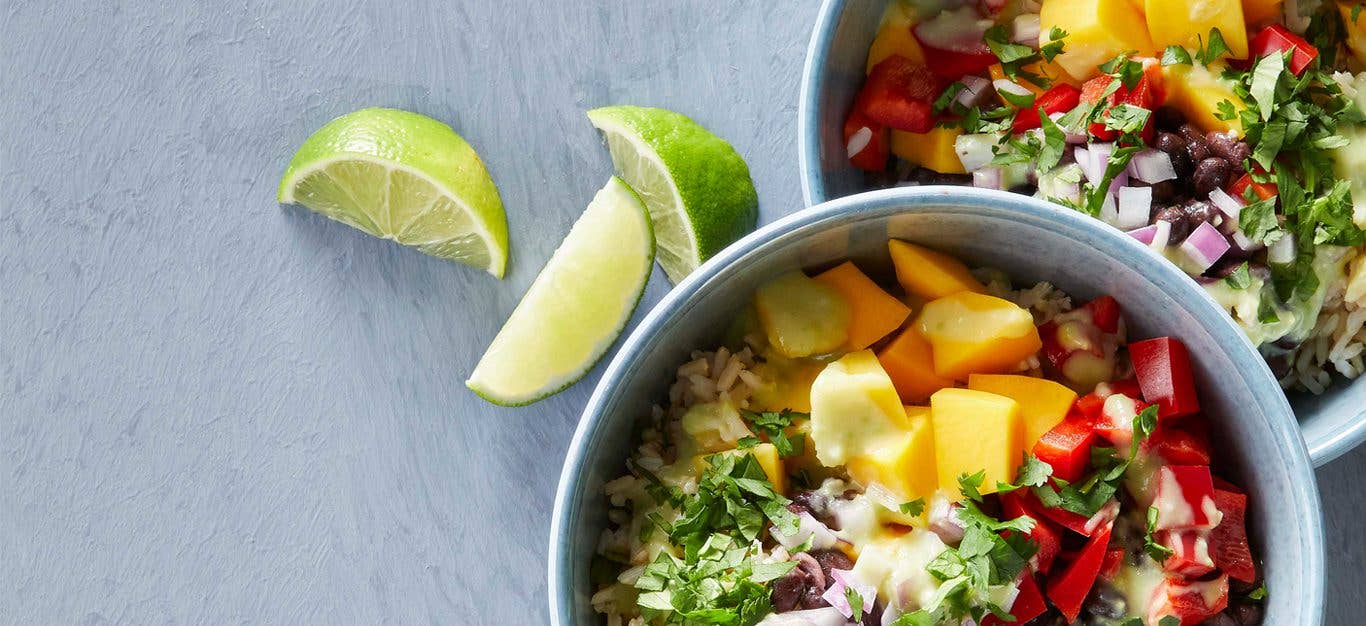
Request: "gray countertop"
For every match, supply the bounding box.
[2,1,1360,623]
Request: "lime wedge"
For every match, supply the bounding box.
[278,108,509,278]
[587,106,758,283]
[466,177,654,405]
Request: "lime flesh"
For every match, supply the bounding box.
[466,177,654,405]
[278,108,509,277]
[587,106,757,284]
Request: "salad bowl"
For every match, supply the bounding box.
[548,187,1323,625]
[796,0,1366,465]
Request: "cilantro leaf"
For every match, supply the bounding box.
[958,470,987,501]
[1239,195,1282,246]
[846,586,865,623]
[1247,582,1268,601]
[1162,45,1192,66]
[1197,28,1230,65]
[1145,506,1175,563]
[1225,262,1253,289]
[900,498,926,516]
[1250,51,1285,122]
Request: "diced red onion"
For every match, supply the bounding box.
[1180,221,1232,272]
[1151,219,1172,248]
[929,498,965,544]
[822,570,876,619]
[973,167,1004,190]
[1085,501,1121,535]
[1126,149,1177,184]
[914,6,992,53]
[846,126,872,159]
[1011,13,1041,43]
[1116,186,1153,230]
[1126,224,1160,245]
[1208,187,1244,223]
[1229,228,1262,253]
[1269,233,1297,264]
[956,134,997,171]
[1099,192,1120,226]
[1110,170,1129,192]
[993,78,1034,100]
[1054,112,1087,144]
[954,75,993,108]
[755,607,848,626]
[773,512,839,551]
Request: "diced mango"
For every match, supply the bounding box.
[891,127,967,175]
[916,291,1043,380]
[888,240,985,301]
[904,405,930,419]
[1341,3,1366,66]
[1145,0,1249,60]
[1161,63,1247,136]
[1244,0,1283,24]
[878,325,956,403]
[755,271,851,358]
[1040,0,1156,81]
[930,388,1025,499]
[846,409,938,501]
[809,350,910,468]
[813,261,913,350]
[967,374,1077,448]
[749,351,826,413]
[867,2,925,73]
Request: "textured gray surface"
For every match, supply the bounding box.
[0,1,1360,624]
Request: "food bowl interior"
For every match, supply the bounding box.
[550,188,1323,625]
[796,0,1366,464]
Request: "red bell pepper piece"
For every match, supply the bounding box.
[1033,414,1097,482]
[853,55,943,133]
[1082,295,1123,334]
[1129,337,1200,420]
[1012,83,1081,133]
[1079,75,1158,143]
[1147,573,1230,626]
[1144,424,1212,465]
[1250,25,1319,76]
[1001,492,1063,574]
[981,573,1047,626]
[1099,547,1126,580]
[1153,465,1221,531]
[915,37,997,81]
[1047,519,1114,622]
[1156,530,1217,578]
[1229,173,1278,202]
[1102,377,1143,401]
[1092,392,1147,450]
[843,111,890,172]
[1209,488,1258,582]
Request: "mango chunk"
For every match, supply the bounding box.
[755,271,851,358]
[891,127,967,175]
[1341,3,1366,66]
[888,240,985,301]
[749,351,826,413]
[878,325,956,403]
[846,409,938,501]
[916,291,1043,380]
[809,350,910,468]
[813,261,913,350]
[1040,0,1155,81]
[867,2,925,73]
[1243,0,1283,25]
[1161,63,1247,137]
[967,374,1077,449]
[1144,0,1249,60]
[930,388,1025,499]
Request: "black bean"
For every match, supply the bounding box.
[1183,199,1220,225]
[1153,205,1193,242]
[1207,131,1251,169]
[771,553,825,612]
[1187,138,1212,163]
[1204,614,1238,626]
[1179,122,1206,144]
[1234,602,1265,625]
[1155,131,1187,154]
[1155,105,1186,131]
[809,548,853,581]
[1193,157,1233,197]
[1149,180,1179,203]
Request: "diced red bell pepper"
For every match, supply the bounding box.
[1002,492,1063,574]
[1147,573,1230,626]
[1033,414,1097,482]
[915,38,997,81]
[853,55,944,133]
[1250,25,1320,76]
[1079,75,1158,143]
[1157,530,1217,578]
[1099,547,1126,580]
[1144,425,1212,465]
[1103,377,1143,401]
[982,572,1047,626]
[1082,295,1123,334]
[1047,519,1114,622]
[843,111,890,172]
[1153,465,1221,531]
[1211,474,1245,494]
[1012,83,1081,133]
[1093,392,1147,450]
[1129,337,1200,420]
[1209,488,1258,582]
[1229,173,1278,202]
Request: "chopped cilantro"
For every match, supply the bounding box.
[846,586,865,623]
[742,410,809,458]
[1161,45,1192,66]
[1196,28,1230,65]
[1103,103,1152,134]
[635,534,792,624]
[1037,109,1068,172]
[1239,195,1282,246]
[736,436,760,449]
[934,82,966,114]
[1082,145,1141,217]
[985,25,1066,89]
[900,498,926,516]
[958,470,988,501]
[1225,262,1253,289]
[1215,99,1238,121]
[1247,582,1269,601]
[1144,506,1174,563]
[1250,51,1284,122]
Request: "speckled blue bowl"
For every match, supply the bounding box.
[548,188,1323,625]
[796,0,1366,466]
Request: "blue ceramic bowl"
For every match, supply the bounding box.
[796,0,1366,465]
[548,188,1323,625]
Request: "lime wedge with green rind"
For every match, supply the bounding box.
[587,106,758,284]
[278,108,509,278]
[466,177,654,406]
